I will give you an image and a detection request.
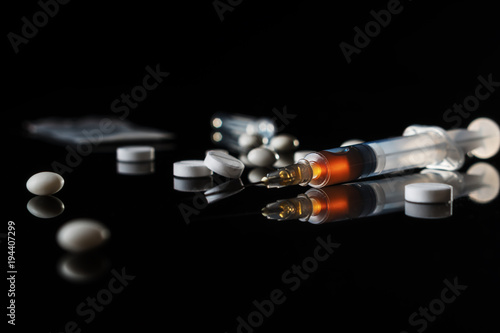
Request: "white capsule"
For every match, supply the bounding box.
[26,171,64,196]
[238,133,263,149]
[247,147,277,167]
[269,134,299,152]
[57,219,110,252]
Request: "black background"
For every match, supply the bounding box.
[3,0,500,332]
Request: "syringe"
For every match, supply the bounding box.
[261,117,500,188]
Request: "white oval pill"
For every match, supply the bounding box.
[173,160,212,178]
[247,147,277,167]
[57,219,110,252]
[269,134,299,152]
[238,133,263,149]
[26,171,64,196]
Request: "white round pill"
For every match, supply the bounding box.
[294,150,315,162]
[27,196,65,219]
[26,171,64,196]
[405,183,453,203]
[238,133,263,149]
[247,147,277,167]
[117,146,155,162]
[173,160,212,178]
[269,134,299,152]
[57,219,110,252]
[204,151,245,178]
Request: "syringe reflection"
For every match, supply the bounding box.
[262,162,499,223]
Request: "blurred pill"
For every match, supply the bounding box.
[274,152,295,168]
[238,153,255,167]
[269,134,299,152]
[57,219,110,252]
[173,160,212,178]
[340,139,364,147]
[26,171,64,196]
[247,147,277,167]
[294,150,315,162]
[247,167,272,185]
[238,133,263,149]
[27,195,65,219]
[117,146,155,162]
[205,149,229,156]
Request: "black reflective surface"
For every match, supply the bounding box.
[5,1,500,332]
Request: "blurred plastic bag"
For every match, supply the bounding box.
[25,116,175,145]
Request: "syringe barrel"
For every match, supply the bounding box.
[363,130,455,177]
[304,126,465,188]
[322,120,498,182]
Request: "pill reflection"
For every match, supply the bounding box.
[27,195,65,218]
[58,252,110,283]
[116,161,155,175]
[204,178,245,204]
[173,177,214,192]
[405,202,452,219]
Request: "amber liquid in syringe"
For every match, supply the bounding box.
[305,145,377,187]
